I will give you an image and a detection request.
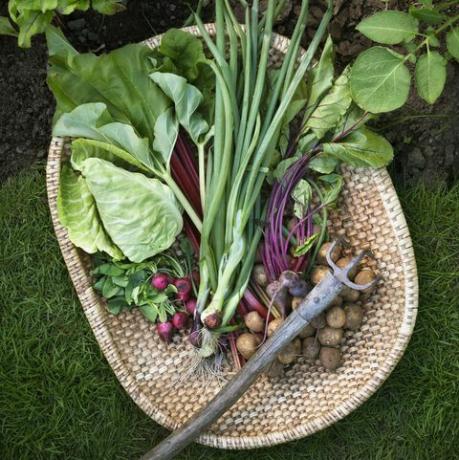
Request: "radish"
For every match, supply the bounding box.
[156,321,173,343]
[185,298,197,315]
[172,311,189,330]
[174,277,192,302]
[151,273,170,290]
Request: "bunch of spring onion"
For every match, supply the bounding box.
[192,0,334,357]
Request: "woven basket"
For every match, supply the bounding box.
[46,25,418,450]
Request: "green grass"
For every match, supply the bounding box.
[1,166,458,460]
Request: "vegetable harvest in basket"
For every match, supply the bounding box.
[52,0,394,373]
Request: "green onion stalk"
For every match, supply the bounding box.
[194,0,334,357]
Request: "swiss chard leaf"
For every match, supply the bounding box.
[322,127,394,168]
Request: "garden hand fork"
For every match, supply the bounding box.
[142,241,378,460]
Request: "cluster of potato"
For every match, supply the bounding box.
[237,241,377,375]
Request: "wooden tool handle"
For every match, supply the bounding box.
[142,271,344,460]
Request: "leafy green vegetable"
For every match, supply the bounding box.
[292,179,312,219]
[47,29,170,139]
[350,47,411,113]
[304,67,352,140]
[322,127,394,168]
[415,51,447,104]
[57,164,122,259]
[80,158,183,263]
[356,11,419,45]
[308,155,339,174]
[318,173,344,206]
[446,27,459,62]
[293,233,319,257]
[0,17,18,36]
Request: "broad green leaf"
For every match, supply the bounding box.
[305,67,352,140]
[57,0,90,14]
[138,304,159,323]
[271,156,299,180]
[153,107,179,167]
[409,7,445,25]
[80,158,183,262]
[71,139,149,173]
[334,105,370,136]
[0,17,18,36]
[350,47,411,113]
[107,297,129,314]
[92,0,125,15]
[17,10,53,47]
[318,174,344,206]
[293,233,319,257]
[309,155,339,174]
[446,27,459,62]
[150,72,208,143]
[426,31,440,48]
[92,263,124,276]
[307,35,334,109]
[415,51,447,104]
[102,277,122,299]
[45,25,78,65]
[46,35,170,139]
[356,11,418,44]
[158,29,208,81]
[57,164,123,258]
[54,103,154,170]
[322,127,394,168]
[297,133,318,153]
[292,179,312,218]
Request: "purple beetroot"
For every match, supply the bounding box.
[174,277,192,302]
[156,321,173,343]
[171,311,189,330]
[185,298,197,315]
[151,272,171,290]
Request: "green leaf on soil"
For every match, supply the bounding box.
[415,51,447,104]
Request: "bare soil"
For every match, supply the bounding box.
[0,0,458,185]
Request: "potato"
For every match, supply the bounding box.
[236,333,260,359]
[355,268,377,297]
[291,296,302,310]
[267,318,283,337]
[317,242,341,265]
[344,304,364,330]
[244,311,265,333]
[318,327,343,347]
[310,312,326,329]
[302,337,320,359]
[252,264,268,287]
[326,306,346,328]
[277,338,301,365]
[310,265,331,285]
[320,347,342,370]
[298,323,315,338]
[341,286,360,302]
[330,295,343,307]
[335,256,359,279]
[264,359,284,378]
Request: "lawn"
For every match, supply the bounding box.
[1,166,458,460]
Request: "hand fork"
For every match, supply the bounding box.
[142,242,379,460]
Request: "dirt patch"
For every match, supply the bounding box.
[0,0,458,185]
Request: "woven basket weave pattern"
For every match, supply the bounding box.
[46,26,418,449]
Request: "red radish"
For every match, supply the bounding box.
[156,321,173,343]
[151,273,170,290]
[172,311,189,330]
[185,298,197,315]
[174,277,192,302]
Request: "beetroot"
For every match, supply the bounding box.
[151,273,170,290]
[156,321,173,343]
[172,311,189,330]
[174,277,192,302]
[185,298,197,315]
